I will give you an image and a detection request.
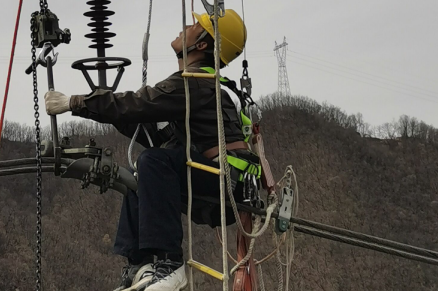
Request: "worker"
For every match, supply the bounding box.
[45,9,252,291]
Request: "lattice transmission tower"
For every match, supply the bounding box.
[274,37,291,97]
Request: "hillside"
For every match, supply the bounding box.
[0,97,437,291]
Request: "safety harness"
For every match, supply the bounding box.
[199,67,262,206]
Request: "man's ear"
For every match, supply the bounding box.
[196,41,208,51]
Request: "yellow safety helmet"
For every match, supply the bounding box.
[193,9,247,65]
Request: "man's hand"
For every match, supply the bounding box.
[44,91,71,115]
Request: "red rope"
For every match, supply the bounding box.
[0,0,23,141]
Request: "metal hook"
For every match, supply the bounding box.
[200,0,225,17]
[25,42,58,74]
[38,42,59,67]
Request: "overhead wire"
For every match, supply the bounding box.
[286,52,438,100]
[288,48,438,96]
[295,225,438,266]
[286,57,438,104]
[232,202,438,266]
[288,40,438,85]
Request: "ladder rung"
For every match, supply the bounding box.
[182,72,216,79]
[187,259,224,281]
[187,161,221,175]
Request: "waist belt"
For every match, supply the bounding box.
[202,141,249,159]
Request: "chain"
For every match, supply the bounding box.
[31,13,43,291]
[32,2,50,289]
[40,0,48,12]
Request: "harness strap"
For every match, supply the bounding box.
[200,67,252,142]
[227,155,261,181]
[202,140,248,159]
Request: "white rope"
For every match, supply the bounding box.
[142,0,153,87]
[276,165,299,290]
[128,0,154,172]
[275,247,284,291]
[128,125,141,171]
[211,1,229,289]
[286,166,299,289]
[258,264,266,291]
[230,217,260,275]
[181,1,194,290]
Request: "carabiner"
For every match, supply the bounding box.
[242,172,250,202]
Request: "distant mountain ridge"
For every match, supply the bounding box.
[0,95,436,290]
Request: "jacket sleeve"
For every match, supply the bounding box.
[70,78,213,124]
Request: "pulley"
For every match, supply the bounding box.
[31,9,71,48]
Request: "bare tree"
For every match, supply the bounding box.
[398,115,410,138]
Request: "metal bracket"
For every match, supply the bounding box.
[39,138,136,195]
[71,57,131,91]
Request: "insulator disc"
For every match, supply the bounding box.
[86,0,111,5]
[85,32,116,39]
[89,43,113,49]
[87,22,112,27]
[84,10,115,18]
[91,38,111,43]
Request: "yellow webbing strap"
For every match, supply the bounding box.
[227,155,261,181]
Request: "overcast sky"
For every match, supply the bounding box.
[0,0,437,130]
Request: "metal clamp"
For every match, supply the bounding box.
[201,0,225,16]
[276,186,294,233]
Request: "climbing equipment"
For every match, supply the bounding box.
[181,4,276,291]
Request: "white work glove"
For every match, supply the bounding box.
[44,90,71,115]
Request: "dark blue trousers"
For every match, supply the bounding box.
[113,146,240,261]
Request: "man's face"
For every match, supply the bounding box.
[171,22,206,53]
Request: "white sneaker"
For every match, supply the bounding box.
[142,260,187,291]
[122,263,156,291]
[113,264,142,291]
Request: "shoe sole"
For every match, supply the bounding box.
[124,277,188,291]
[179,278,188,290]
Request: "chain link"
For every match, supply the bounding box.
[31,13,43,291]
[40,0,48,12]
